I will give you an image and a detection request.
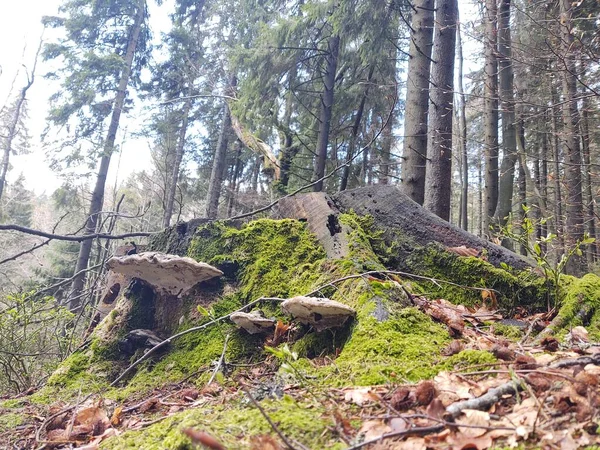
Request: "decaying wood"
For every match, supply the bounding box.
[277,186,532,271]
[276,192,350,259]
[333,185,532,270]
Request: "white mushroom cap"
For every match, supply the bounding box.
[106,252,223,295]
[230,311,276,334]
[281,296,355,331]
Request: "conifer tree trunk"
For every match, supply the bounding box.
[206,100,233,219]
[423,0,457,221]
[339,66,374,192]
[278,63,298,191]
[163,99,192,228]
[457,19,468,231]
[69,0,145,310]
[483,0,499,235]
[400,0,434,204]
[493,0,518,231]
[559,0,585,275]
[313,35,340,192]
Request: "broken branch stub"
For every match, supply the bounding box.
[106,252,223,295]
[281,296,355,331]
[230,311,276,334]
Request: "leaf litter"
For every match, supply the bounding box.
[1,296,600,449]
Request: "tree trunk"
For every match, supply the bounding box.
[483,0,499,235]
[163,99,192,228]
[423,0,457,221]
[278,63,299,192]
[312,35,340,192]
[400,0,434,205]
[550,96,565,261]
[227,140,244,217]
[206,78,235,219]
[559,0,585,275]
[0,39,41,205]
[69,0,145,310]
[339,66,374,192]
[456,19,468,231]
[494,0,518,233]
[579,62,596,265]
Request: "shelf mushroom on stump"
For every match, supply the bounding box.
[281,296,355,331]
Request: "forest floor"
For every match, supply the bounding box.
[2,297,599,450]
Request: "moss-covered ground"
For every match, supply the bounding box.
[20,214,600,449]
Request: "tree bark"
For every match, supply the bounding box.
[423,0,457,221]
[339,66,374,192]
[483,0,499,235]
[206,79,235,219]
[400,0,434,205]
[559,0,585,275]
[456,19,468,232]
[163,99,191,228]
[493,0,518,232]
[69,0,145,310]
[313,35,340,192]
[580,87,596,264]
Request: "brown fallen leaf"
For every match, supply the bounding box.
[514,354,537,370]
[182,428,225,450]
[357,420,391,441]
[540,336,560,352]
[491,345,515,361]
[426,398,446,419]
[447,246,480,258]
[344,387,378,406]
[415,380,437,406]
[110,406,123,427]
[179,388,200,401]
[481,289,498,309]
[250,435,282,450]
[442,340,464,356]
[138,397,158,414]
[390,387,413,411]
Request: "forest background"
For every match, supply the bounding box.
[0,0,598,396]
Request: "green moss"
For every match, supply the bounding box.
[46,352,91,387]
[0,413,23,433]
[492,323,523,340]
[0,399,25,408]
[554,273,600,340]
[319,308,451,385]
[101,395,337,450]
[438,349,497,372]
[404,244,547,310]
[188,219,327,301]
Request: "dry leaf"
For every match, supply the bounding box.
[110,406,123,427]
[250,435,282,450]
[415,380,437,406]
[182,428,225,450]
[357,420,391,441]
[390,387,413,411]
[481,289,498,309]
[344,387,378,406]
[442,340,464,356]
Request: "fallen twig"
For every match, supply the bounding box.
[445,379,524,420]
[207,334,230,386]
[241,385,308,450]
[111,298,285,386]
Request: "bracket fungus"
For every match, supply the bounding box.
[230,311,276,334]
[281,296,355,331]
[106,252,223,295]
